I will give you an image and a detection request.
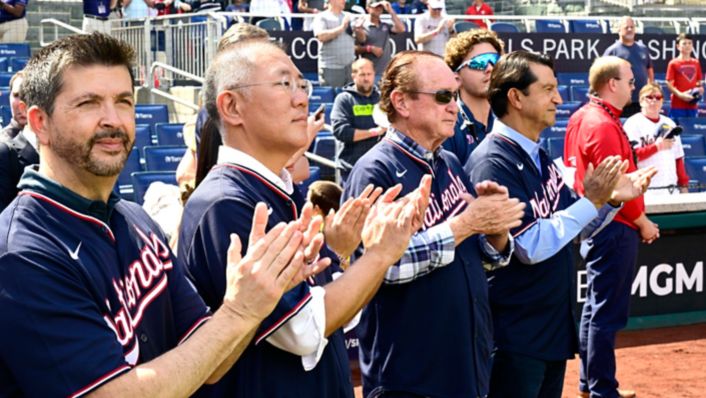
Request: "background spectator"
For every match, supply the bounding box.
[0,0,27,42]
[82,0,117,33]
[624,82,689,195]
[414,0,453,57]
[331,58,383,183]
[603,16,654,118]
[313,0,363,87]
[666,33,704,122]
[465,0,493,29]
[1,70,25,142]
[299,0,326,30]
[122,0,155,19]
[355,0,405,80]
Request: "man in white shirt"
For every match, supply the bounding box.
[414,0,454,56]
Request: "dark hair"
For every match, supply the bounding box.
[379,50,439,123]
[488,51,554,118]
[21,33,135,115]
[195,117,222,187]
[307,180,342,215]
[676,32,693,44]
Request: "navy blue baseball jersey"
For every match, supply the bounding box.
[83,0,112,18]
[344,130,493,398]
[179,162,353,398]
[0,167,210,397]
[466,132,579,361]
[442,100,494,166]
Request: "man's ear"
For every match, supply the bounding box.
[216,90,244,127]
[506,87,524,111]
[390,90,410,119]
[27,105,51,146]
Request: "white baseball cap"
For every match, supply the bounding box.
[428,0,445,9]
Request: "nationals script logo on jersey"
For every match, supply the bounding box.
[529,162,566,219]
[103,226,174,365]
[423,169,469,228]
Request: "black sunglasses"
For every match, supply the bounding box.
[410,89,457,104]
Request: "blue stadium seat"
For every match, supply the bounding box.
[0,58,7,72]
[0,88,9,108]
[557,85,570,103]
[134,124,154,154]
[304,72,320,86]
[299,166,321,194]
[557,73,589,87]
[256,18,282,32]
[0,43,30,58]
[685,157,706,191]
[490,22,520,33]
[643,26,665,35]
[155,123,185,146]
[0,72,12,87]
[546,137,565,159]
[679,117,706,136]
[542,125,567,139]
[311,86,335,103]
[135,104,169,130]
[143,145,187,171]
[680,135,705,157]
[454,21,481,33]
[556,102,582,119]
[535,20,566,33]
[311,134,336,180]
[569,20,604,33]
[9,57,27,72]
[554,119,569,128]
[116,149,142,201]
[570,86,590,103]
[130,171,177,205]
[0,105,10,126]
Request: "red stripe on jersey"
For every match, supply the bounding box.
[216,164,299,220]
[512,220,537,238]
[20,191,116,242]
[254,292,313,345]
[386,138,435,176]
[69,364,132,398]
[178,315,212,345]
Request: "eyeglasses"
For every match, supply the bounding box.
[227,76,313,98]
[410,89,457,104]
[643,94,663,101]
[614,77,636,87]
[456,52,500,72]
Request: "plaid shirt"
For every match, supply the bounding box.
[384,130,513,284]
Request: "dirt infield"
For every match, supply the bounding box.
[562,323,706,398]
[353,323,706,398]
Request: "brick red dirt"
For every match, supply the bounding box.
[353,323,706,398]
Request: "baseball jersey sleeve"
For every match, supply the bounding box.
[0,251,131,397]
[184,198,323,362]
[469,156,596,264]
[344,159,456,284]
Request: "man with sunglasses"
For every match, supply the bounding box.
[443,29,502,166]
[565,56,659,398]
[466,51,655,398]
[344,50,526,398]
[603,16,654,118]
[180,39,429,397]
[624,82,689,195]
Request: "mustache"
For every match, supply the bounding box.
[88,129,133,150]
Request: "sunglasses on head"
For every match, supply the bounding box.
[643,94,663,101]
[410,89,457,104]
[456,52,500,72]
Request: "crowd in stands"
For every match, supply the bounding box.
[0,1,705,396]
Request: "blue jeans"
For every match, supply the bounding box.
[578,222,639,398]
